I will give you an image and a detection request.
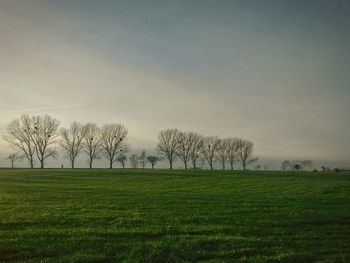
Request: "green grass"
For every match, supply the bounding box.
[0,169,349,262]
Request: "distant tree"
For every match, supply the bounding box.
[320,165,331,172]
[116,154,128,168]
[281,160,290,171]
[115,146,129,168]
[263,165,268,171]
[157,129,181,169]
[254,164,261,170]
[294,163,301,171]
[83,123,101,168]
[188,132,203,169]
[99,123,128,169]
[130,154,139,168]
[59,122,88,168]
[301,160,313,171]
[226,138,239,170]
[202,136,221,170]
[147,155,161,169]
[31,115,60,168]
[6,153,22,168]
[237,139,258,171]
[3,115,36,168]
[139,150,147,169]
[216,138,229,170]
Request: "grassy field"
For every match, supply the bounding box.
[0,169,349,262]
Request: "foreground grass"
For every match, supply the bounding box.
[0,169,349,262]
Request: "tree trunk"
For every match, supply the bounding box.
[11,162,14,168]
[230,162,234,170]
[222,162,225,170]
[151,164,154,169]
[169,159,173,169]
[89,160,93,169]
[109,159,113,169]
[71,159,75,169]
[40,160,44,169]
[184,161,187,170]
[30,159,34,169]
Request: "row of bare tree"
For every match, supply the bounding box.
[3,115,258,170]
[3,114,128,168]
[157,129,257,170]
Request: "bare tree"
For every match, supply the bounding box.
[226,137,239,170]
[31,115,59,168]
[3,115,36,168]
[139,150,147,169]
[176,132,192,169]
[188,132,203,169]
[216,138,229,170]
[157,129,181,169]
[237,139,258,171]
[6,153,22,168]
[130,154,139,168]
[147,155,161,169]
[59,122,88,168]
[83,123,101,168]
[99,123,128,169]
[202,136,221,170]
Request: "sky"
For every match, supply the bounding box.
[0,0,349,169]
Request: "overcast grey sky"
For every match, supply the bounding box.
[0,0,349,168]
